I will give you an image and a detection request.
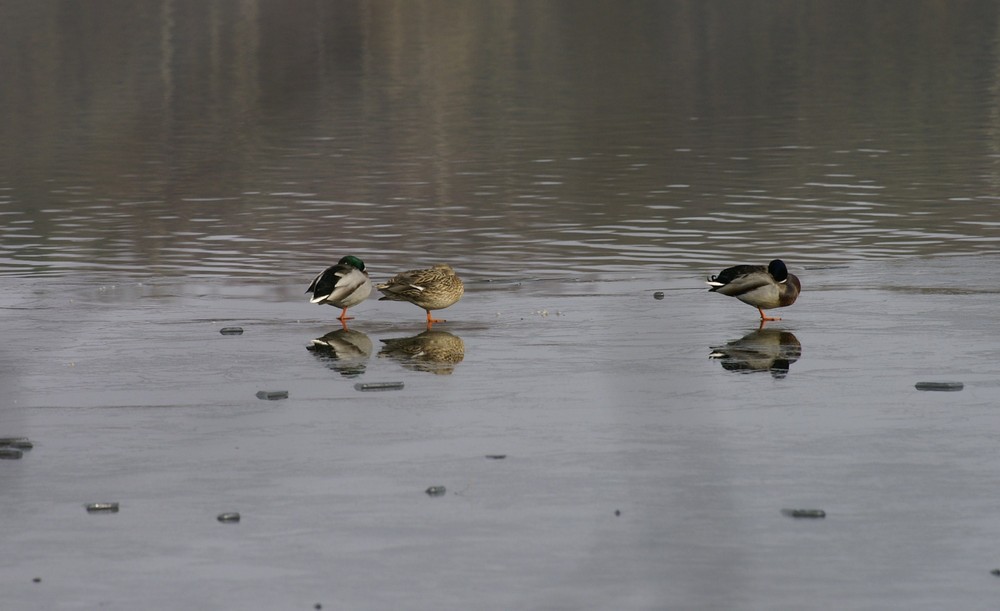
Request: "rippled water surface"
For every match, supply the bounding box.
[2,2,1000,279]
[4,2,1000,610]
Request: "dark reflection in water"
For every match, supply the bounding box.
[709,328,802,378]
[378,330,465,375]
[307,328,373,378]
[2,2,1000,279]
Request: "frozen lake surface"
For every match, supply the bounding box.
[3,257,1000,610]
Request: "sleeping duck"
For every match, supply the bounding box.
[306,255,372,322]
[377,263,464,326]
[707,259,800,321]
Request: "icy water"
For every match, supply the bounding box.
[3,2,1000,610]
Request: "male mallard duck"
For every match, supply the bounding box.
[306,255,372,322]
[377,263,464,325]
[706,259,800,321]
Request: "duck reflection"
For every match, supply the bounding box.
[307,328,373,378]
[378,330,465,375]
[709,328,801,378]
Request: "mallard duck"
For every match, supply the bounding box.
[377,263,464,325]
[306,255,372,322]
[707,259,800,321]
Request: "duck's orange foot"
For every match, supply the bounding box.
[757,308,781,321]
[425,311,446,325]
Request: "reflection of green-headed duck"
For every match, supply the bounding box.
[710,328,801,378]
[308,328,373,378]
[377,264,464,325]
[707,259,800,321]
[306,255,372,322]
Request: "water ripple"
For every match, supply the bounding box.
[7,181,996,280]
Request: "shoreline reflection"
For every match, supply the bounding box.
[709,329,801,378]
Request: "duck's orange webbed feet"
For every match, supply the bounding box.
[425,310,446,324]
[758,307,781,321]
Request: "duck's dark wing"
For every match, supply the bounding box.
[308,264,350,300]
[707,264,774,297]
[709,264,765,285]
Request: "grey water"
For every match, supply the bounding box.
[3,2,1000,609]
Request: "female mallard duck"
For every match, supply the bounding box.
[377,263,464,325]
[707,259,800,321]
[306,255,372,322]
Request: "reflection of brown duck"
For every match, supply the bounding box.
[378,330,465,375]
[307,328,373,377]
[709,328,801,378]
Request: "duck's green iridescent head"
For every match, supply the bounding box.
[339,255,365,271]
[767,259,788,282]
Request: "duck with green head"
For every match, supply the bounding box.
[707,259,801,321]
[377,263,464,325]
[306,255,372,322]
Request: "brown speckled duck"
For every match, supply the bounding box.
[377,263,464,325]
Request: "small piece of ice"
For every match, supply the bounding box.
[354,382,404,392]
[781,508,826,519]
[915,381,964,391]
[0,437,33,449]
[220,327,244,335]
[256,390,289,400]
